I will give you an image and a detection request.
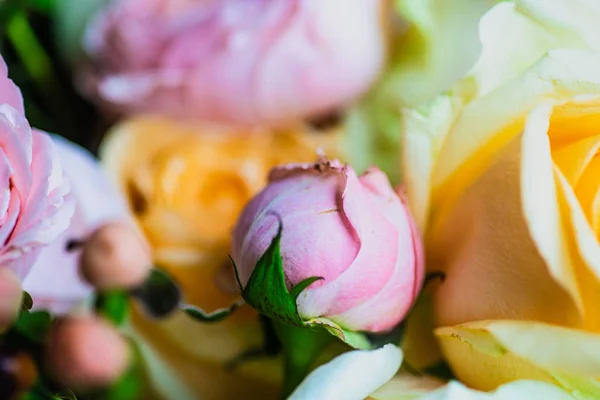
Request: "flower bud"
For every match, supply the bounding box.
[232,159,424,333]
[0,269,22,332]
[44,316,130,391]
[81,0,387,124]
[80,221,151,290]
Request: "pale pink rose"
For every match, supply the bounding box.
[1,55,129,313]
[81,0,387,124]
[232,159,424,333]
[23,136,130,313]
[0,58,74,280]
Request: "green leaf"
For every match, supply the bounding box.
[182,299,244,323]
[241,221,322,327]
[95,291,129,326]
[105,369,140,400]
[14,311,52,343]
[28,0,55,13]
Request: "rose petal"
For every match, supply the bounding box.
[288,344,402,400]
[0,58,25,114]
[420,380,572,400]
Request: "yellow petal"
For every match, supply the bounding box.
[436,322,557,391]
[574,157,600,234]
[436,320,600,392]
[548,99,600,144]
[520,102,584,314]
[487,321,600,377]
[429,129,579,329]
[554,167,600,330]
[551,135,600,185]
[431,50,600,229]
[420,380,573,400]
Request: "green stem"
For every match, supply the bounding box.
[273,321,333,399]
[5,12,70,131]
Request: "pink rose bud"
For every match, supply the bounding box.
[45,316,131,391]
[232,159,424,333]
[0,269,23,331]
[0,57,73,280]
[81,0,387,124]
[80,221,151,290]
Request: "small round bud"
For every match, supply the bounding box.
[0,269,23,331]
[45,316,130,391]
[80,221,151,290]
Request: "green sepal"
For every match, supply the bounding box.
[131,267,181,319]
[20,291,33,312]
[306,317,373,350]
[241,221,322,327]
[95,290,129,326]
[182,299,244,323]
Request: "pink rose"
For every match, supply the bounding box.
[81,0,387,124]
[1,55,129,313]
[0,58,74,279]
[232,159,424,333]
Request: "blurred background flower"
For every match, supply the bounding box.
[64,0,389,126]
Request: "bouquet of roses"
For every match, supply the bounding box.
[1,0,599,399]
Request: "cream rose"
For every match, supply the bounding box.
[403,0,600,395]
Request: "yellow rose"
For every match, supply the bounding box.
[403,0,600,395]
[100,116,343,399]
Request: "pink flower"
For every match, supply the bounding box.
[0,60,24,114]
[232,159,424,333]
[81,0,387,124]
[1,55,129,313]
[0,58,74,279]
